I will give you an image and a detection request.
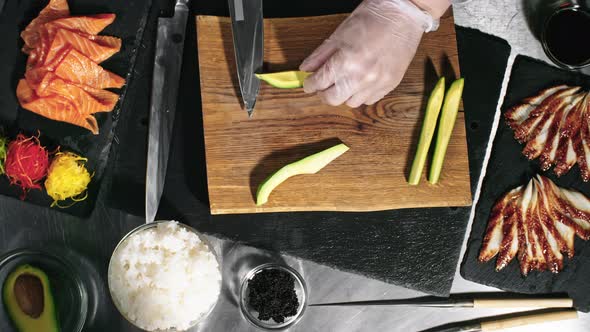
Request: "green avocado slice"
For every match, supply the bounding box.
[255,71,311,89]
[256,143,349,206]
[429,78,465,184]
[3,265,59,332]
[408,77,446,185]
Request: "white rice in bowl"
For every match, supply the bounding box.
[108,221,221,331]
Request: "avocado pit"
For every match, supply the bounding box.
[14,273,44,318]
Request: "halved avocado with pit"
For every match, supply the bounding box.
[256,143,349,206]
[3,265,59,332]
[255,71,311,89]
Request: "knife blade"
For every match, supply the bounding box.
[309,296,573,309]
[228,0,263,117]
[145,0,190,223]
[310,298,473,308]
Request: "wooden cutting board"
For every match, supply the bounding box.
[197,12,472,215]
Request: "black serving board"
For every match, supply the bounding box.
[0,0,151,216]
[461,55,590,312]
[107,7,511,297]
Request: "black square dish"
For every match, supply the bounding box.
[461,55,590,312]
[0,0,152,216]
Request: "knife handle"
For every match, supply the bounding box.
[480,309,578,331]
[473,297,573,308]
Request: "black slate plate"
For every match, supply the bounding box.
[107,13,511,296]
[461,55,590,312]
[0,0,151,217]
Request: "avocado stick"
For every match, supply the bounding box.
[428,78,465,184]
[408,77,445,185]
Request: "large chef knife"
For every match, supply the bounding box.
[310,296,573,308]
[228,0,264,117]
[145,0,190,223]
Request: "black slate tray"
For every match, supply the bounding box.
[107,10,511,297]
[0,0,151,216]
[461,55,590,312]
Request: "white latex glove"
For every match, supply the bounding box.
[300,0,440,107]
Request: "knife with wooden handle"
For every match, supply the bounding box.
[431,309,578,332]
[310,296,573,308]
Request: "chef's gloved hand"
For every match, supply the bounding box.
[300,0,445,107]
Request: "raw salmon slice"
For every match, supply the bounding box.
[21,0,70,53]
[16,79,99,134]
[74,83,120,109]
[24,48,70,90]
[36,73,118,114]
[46,14,116,35]
[44,28,121,65]
[55,49,125,89]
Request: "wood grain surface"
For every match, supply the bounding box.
[197,13,472,215]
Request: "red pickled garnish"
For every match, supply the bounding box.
[5,134,49,199]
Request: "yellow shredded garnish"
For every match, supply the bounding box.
[45,152,91,207]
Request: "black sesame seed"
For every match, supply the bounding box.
[247,269,299,323]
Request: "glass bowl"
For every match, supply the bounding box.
[107,220,221,332]
[240,263,307,330]
[0,249,88,332]
[541,6,590,70]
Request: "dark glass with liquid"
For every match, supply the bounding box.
[542,8,590,69]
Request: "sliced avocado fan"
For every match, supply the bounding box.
[256,143,349,206]
[3,264,59,332]
[255,71,311,89]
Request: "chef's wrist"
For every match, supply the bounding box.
[409,0,451,19]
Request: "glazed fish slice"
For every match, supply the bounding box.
[553,138,578,176]
[579,114,590,181]
[494,201,520,271]
[512,86,580,143]
[543,178,589,227]
[552,94,584,175]
[531,179,561,272]
[537,199,565,272]
[558,188,590,239]
[478,187,522,262]
[505,85,569,129]
[517,179,535,275]
[536,176,572,261]
[537,94,583,170]
[529,94,580,162]
[521,110,556,159]
[525,181,548,272]
[537,176,577,254]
